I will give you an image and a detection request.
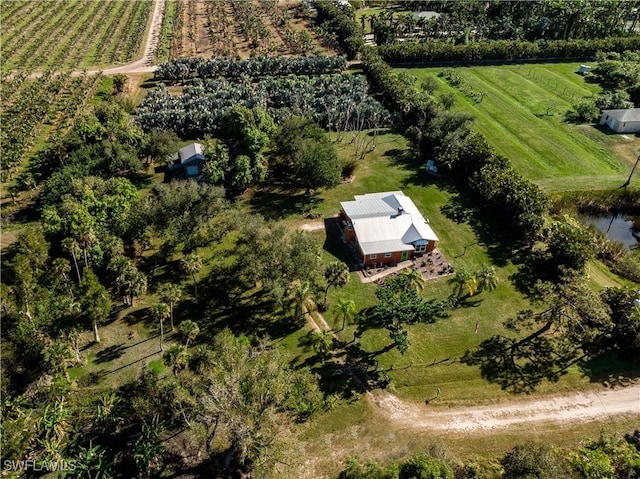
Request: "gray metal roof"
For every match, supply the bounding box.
[179,143,204,164]
[601,108,640,123]
[342,191,439,255]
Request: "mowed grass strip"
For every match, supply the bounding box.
[397,64,629,191]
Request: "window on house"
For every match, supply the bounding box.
[369,254,377,260]
[414,243,427,253]
[384,252,392,258]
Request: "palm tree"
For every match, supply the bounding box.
[448,268,476,299]
[159,283,182,330]
[163,344,189,375]
[402,268,425,291]
[181,253,202,298]
[150,303,170,351]
[61,237,82,283]
[333,298,356,331]
[475,265,498,294]
[311,330,333,361]
[290,280,313,322]
[178,320,200,346]
[323,262,349,308]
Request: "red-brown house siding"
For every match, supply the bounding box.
[362,250,411,266]
[426,241,435,253]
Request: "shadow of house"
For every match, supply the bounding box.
[167,143,206,181]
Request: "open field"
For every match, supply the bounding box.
[170,0,331,59]
[0,0,154,72]
[396,63,637,192]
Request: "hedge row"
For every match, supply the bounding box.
[378,37,640,64]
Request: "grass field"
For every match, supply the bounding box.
[0,0,153,72]
[396,63,637,192]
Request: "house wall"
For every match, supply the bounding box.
[362,250,411,266]
[599,114,640,133]
[614,120,640,133]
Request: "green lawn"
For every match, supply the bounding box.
[396,63,632,191]
[243,131,633,405]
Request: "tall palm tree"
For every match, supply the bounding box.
[333,298,356,331]
[475,265,498,294]
[290,280,313,322]
[448,268,476,298]
[150,303,170,351]
[311,330,333,361]
[178,320,200,346]
[181,253,202,298]
[61,237,82,283]
[159,283,182,330]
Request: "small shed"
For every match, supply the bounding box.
[169,143,206,179]
[599,108,640,134]
[578,65,591,75]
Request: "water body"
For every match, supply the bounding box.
[584,215,640,250]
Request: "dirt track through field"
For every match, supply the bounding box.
[369,385,640,432]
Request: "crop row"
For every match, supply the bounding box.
[1,1,153,72]
[1,72,103,180]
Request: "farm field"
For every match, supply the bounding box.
[170,0,331,59]
[0,0,154,72]
[0,72,107,200]
[397,63,636,192]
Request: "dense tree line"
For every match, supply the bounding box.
[370,0,638,45]
[153,54,347,83]
[377,36,640,65]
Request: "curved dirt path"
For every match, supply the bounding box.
[368,384,640,432]
[305,300,639,432]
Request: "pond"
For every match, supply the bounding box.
[583,215,640,250]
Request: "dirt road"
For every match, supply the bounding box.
[369,385,640,432]
[79,0,165,76]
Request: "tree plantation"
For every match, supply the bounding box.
[1,1,639,478]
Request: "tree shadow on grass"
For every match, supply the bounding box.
[579,352,640,387]
[249,188,322,220]
[94,343,127,364]
[440,189,523,268]
[322,217,358,270]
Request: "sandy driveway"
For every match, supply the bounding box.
[369,385,640,432]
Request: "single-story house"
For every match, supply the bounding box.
[599,108,640,134]
[339,191,439,266]
[168,143,206,179]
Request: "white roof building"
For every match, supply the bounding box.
[340,191,439,258]
[599,108,640,134]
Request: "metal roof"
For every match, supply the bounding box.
[179,143,204,164]
[342,191,439,255]
[601,108,640,123]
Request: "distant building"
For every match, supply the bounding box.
[169,143,206,179]
[339,191,439,266]
[578,65,591,75]
[599,108,640,134]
